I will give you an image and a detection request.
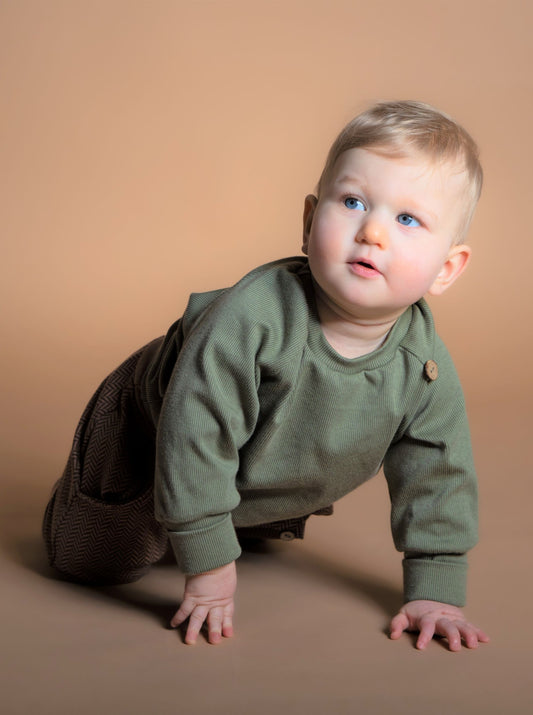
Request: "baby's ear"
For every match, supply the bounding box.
[302,194,318,254]
[428,244,472,296]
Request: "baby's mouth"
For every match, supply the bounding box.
[349,259,381,278]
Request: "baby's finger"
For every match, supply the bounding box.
[170,599,194,628]
[221,604,234,639]
[207,606,225,644]
[389,612,409,640]
[436,617,462,651]
[415,617,436,650]
[458,622,490,649]
[457,622,481,649]
[476,628,490,644]
[185,606,209,645]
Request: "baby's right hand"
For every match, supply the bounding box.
[170,561,236,645]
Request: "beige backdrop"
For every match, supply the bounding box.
[1,2,531,714]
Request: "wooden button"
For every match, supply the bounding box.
[424,360,438,381]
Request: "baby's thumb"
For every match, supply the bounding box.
[389,611,409,640]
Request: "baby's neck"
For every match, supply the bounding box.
[315,297,401,359]
[320,320,394,358]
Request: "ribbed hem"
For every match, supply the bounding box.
[167,514,242,574]
[403,557,468,606]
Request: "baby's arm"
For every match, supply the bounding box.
[170,561,237,645]
[389,600,490,651]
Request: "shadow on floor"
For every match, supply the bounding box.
[281,547,403,617]
[2,472,403,644]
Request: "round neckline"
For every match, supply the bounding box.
[301,270,413,373]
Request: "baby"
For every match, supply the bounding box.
[43,100,489,652]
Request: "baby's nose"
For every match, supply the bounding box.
[356,215,389,249]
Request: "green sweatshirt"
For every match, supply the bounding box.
[140,257,478,606]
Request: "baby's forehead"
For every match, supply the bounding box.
[331,146,465,186]
[335,144,466,175]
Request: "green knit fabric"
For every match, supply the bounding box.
[140,257,478,606]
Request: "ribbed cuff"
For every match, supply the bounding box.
[403,556,468,606]
[168,513,242,574]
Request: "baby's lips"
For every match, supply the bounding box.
[348,258,382,277]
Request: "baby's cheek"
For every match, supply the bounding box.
[395,257,427,281]
[392,256,438,295]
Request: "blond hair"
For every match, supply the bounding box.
[317,100,483,241]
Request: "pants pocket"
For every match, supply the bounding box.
[47,485,167,585]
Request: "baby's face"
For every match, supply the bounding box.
[302,147,470,324]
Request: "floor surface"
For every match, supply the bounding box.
[1,401,531,715]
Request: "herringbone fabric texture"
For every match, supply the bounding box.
[42,347,169,585]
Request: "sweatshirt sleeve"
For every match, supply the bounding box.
[383,342,478,606]
[153,297,262,574]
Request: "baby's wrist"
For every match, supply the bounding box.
[185,561,236,578]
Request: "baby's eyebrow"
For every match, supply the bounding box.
[334,174,365,189]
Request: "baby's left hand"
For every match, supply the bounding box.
[389,600,490,651]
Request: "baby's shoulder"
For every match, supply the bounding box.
[183,256,311,333]
[398,300,461,388]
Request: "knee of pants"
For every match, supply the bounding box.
[43,485,168,586]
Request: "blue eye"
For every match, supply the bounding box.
[344,197,366,211]
[397,213,420,227]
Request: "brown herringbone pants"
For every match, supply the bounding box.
[42,346,169,585]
